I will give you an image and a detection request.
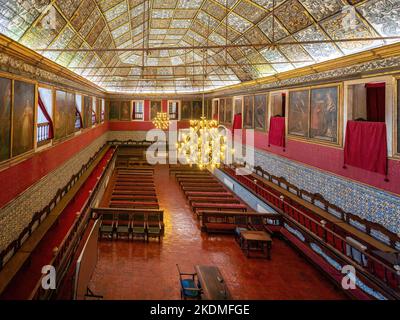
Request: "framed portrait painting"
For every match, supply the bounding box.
[397,80,400,154]
[225,98,233,124]
[66,92,76,135]
[181,101,192,120]
[109,101,120,120]
[0,77,11,162]
[219,99,225,123]
[234,98,242,116]
[288,90,310,137]
[192,101,202,119]
[254,94,267,131]
[212,100,219,120]
[55,90,67,140]
[83,96,92,128]
[12,80,35,157]
[243,96,254,129]
[120,101,131,121]
[150,101,161,120]
[310,86,339,143]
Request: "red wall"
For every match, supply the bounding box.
[234,127,400,195]
[0,123,108,209]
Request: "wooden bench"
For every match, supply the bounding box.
[192,202,247,214]
[182,186,226,192]
[113,186,156,191]
[109,201,159,209]
[112,190,157,196]
[184,191,233,198]
[188,197,241,206]
[111,195,158,201]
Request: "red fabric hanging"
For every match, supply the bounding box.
[343,120,388,177]
[232,113,242,135]
[365,83,385,122]
[268,116,286,148]
[76,107,83,129]
[38,93,54,139]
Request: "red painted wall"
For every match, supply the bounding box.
[0,123,108,209]
[233,126,400,195]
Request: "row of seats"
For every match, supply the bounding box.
[172,165,267,234]
[100,165,163,241]
[99,210,164,242]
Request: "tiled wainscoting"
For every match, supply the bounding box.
[245,146,400,236]
[214,169,276,214]
[0,134,108,251]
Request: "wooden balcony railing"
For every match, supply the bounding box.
[221,164,400,300]
[37,122,50,144]
[133,112,143,120]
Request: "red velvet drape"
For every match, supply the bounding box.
[76,107,83,128]
[38,93,54,139]
[268,116,286,148]
[365,83,385,122]
[232,113,242,135]
[343,120,388,177]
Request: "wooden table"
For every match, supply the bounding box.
[241,230,272,259]
[194,265,231,300]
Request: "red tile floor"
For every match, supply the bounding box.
[88,165,347,300]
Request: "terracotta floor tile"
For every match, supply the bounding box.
[88,165,347,300]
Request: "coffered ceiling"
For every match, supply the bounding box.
[0,0,399,93]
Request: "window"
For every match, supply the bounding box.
[37,87,54,144]
[101,99,105,122]
[75,94,83,130]
[212,99,219,120]
[168,100,180,120]
[132,100,144,120]
[348,83,386,122]
[270,92,286,117]
[91,97,97,126]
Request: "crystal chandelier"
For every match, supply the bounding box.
[177,117,227,170]
[152,112,170,130]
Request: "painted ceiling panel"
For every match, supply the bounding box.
[0,0,399,93]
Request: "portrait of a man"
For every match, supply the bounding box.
[288,90,310,137]
[225,98,233,124]
[181,101,192,120]
[254,94,267,131]
[0,77,11,162]
[310,87,339,143]
[120,101,131,121]
[243,96,254,129]
[109,101,120,120]
[13,81,35,157]
[150,101,161,120]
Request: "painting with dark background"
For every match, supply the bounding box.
[219,99,225,123]
[288,90,310,137]
[225,98,233,124]
[0,77,11,162]
[66,92,76,135]
[109,101,120,120]
[243,96,254,129]
[150,101,161,120]
[206,100,212,119]
[310,87,338,143]
[213,100,219,120]
[192,101,202,119]
[234,98,242,116]
[83,96,91,128]
[55,90,67,140]
[254,94,267,131]
[120,101,131,121]
[398,80,400,154]
[13,81,35,157]
[181,101,191,120]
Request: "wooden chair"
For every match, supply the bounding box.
[100,213,115,239]
[116,213,131,239]
[131,213,146,241]
[146,212,162,242]
[176,264,202,300]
